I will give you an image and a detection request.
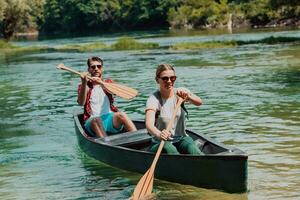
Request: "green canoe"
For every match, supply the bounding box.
[74,110,248,193]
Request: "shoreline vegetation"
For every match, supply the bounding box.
[1,36,300,55]
[0,0,299,40]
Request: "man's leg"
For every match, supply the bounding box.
[90,117,107,138]
[113,112,137,132]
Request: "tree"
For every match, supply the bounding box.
[41,0,65,33]
[168,0,230,29]
[269,0,300,19]
[0,1,7,22]
[0,0,45,40]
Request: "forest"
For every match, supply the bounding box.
[0,0,299,40]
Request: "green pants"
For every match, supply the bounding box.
[149,136,203,155]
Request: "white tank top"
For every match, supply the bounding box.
[90,85,111,117]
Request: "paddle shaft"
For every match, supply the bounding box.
[57,64,138,100]
[57,64,100,82]
[132,97,184,200]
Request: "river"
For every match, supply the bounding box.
[0,29,299,200]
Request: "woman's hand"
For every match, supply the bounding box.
[160,129,171,141]
[177,87,202,106]
[176,88,190,101]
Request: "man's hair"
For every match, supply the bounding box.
[87,56,103,67]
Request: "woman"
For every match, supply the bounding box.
[145,64,203,155]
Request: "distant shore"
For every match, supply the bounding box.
[12,17,299,41]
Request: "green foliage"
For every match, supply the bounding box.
[173,59,228,67]
[171,40,237,50]
[0,0,45,40]
[111,37,159,50]
[1,0,300,39]
[168,0,300,29]
[0,1,7,21]
[118,0,177,28]
[55,37,159,51]
[1,0,30,39]
[269,0,300,19]
[170,36,300,50]
[0,41,45,54]
[41,0,68,33]
[0,39,15,49]
[0,37,159,54]
[270,0,300,8]
[0,40,15,49]
[26,0,46,27]
[237,36,300,45]
[40,0,178,34]
[55,42,107,52]
[168,0,230,28]
[2,35,300,56]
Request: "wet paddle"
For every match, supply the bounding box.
[132,97,185,200]
[57,63,138,100]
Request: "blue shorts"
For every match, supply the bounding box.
[84,112,124,136]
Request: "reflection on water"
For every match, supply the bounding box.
[0,30,299,200]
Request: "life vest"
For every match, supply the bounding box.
[78,78,118,122]
[153,90,189,122]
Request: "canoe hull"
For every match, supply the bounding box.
[74,111,247,193]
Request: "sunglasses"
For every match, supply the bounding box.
[159,76,177,82]
[90,65,102,70]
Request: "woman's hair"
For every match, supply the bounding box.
[155,64,175,82]
[87,56,103,67]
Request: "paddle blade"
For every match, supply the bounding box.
[132,169,154,200]
[103,82,138,100]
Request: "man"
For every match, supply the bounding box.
[77,56,137,138]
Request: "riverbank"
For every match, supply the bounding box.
[258,17,300,28]
[8,18,300,41]
[1,35,300,56]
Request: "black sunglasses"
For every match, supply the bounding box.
[90,65,102,70]
[159,76,177,82]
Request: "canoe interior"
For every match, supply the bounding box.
[78,114,230,155]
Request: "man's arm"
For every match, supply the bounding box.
[77,73,88,106]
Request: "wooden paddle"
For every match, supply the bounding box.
[57,63,138,100]
[132,97,185,200]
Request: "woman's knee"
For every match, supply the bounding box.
[179,137,202,155]
[164,142,179,154]
[149,142,179,154]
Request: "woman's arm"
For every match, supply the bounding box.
[176,88,202,106]
[187,92,202,106]
[145,109,161,138]
[145,109,171,141]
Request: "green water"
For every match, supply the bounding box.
[0,29,299,200]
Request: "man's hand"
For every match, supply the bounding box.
[80,72,89,84]
[91,77,104,86]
